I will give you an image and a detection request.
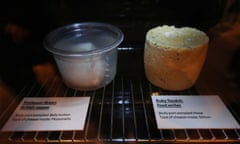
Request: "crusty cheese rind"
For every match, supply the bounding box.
[144,25,209,91]
[146,25,209,49]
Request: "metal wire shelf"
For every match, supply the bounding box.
[0,74,239,143]
[0,48,240,143]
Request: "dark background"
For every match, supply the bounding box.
[0,0,228,91]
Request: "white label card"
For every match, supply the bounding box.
[151,95,240,129]
[1,97,90,131]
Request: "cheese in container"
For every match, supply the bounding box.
[44,22,123,90]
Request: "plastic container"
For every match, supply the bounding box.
[44,22,123,90]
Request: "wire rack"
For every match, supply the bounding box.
[0,48,240,143]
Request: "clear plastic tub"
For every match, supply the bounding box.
[44,22,124,90]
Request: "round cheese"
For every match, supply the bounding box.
[144,25,209,91]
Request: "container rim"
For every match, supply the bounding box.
[44,22,124,57]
